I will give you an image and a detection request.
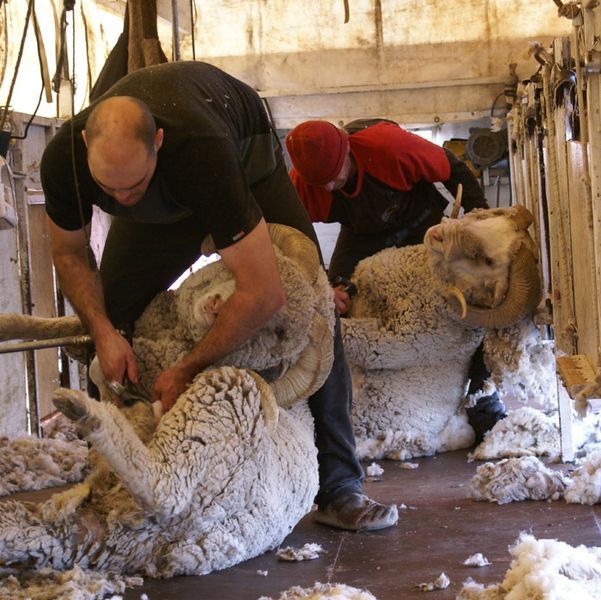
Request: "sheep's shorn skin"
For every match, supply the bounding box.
[0,367,318,577]
[342,206,545,461]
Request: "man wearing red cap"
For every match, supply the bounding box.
[286,118,507,443]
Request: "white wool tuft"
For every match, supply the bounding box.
[463,553,491,567]
[365,462,384,477]
[484,320,556,408]
[468,407,560,461]
[276,543,325,561]
[565,449,601,505]
[457,533,601,599]
[469,456,568,504]
[416,572,450,591]
[258,581,378,600]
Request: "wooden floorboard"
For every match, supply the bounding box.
[4,450,601,599]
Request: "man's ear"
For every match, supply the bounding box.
[154,128,164,152]
[81,130,88,147]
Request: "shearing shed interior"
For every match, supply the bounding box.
[3,1,601,599]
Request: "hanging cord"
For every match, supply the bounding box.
[80,2,93,106]
[190,0,196,60]
[11,1,52,141]
[261,97,283,152]
[53,0,76,94]
[60,1,94,270]
[0,0,34,133]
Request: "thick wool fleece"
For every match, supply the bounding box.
[342,245,482,460]
[469,456,568,504]
[0,368,318,578]
[134,250,334,398]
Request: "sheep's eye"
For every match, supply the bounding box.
[484,257,494,267]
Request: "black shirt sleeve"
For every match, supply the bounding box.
[441,149,489,212]
[162,136,262,249]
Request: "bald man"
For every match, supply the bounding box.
[40,61,398,532]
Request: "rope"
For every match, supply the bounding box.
[0,0,34,133]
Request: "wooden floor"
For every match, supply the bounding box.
[6,449,601,599]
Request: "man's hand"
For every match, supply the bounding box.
[94,328,139,387]
[152,365,192,412]
[333,286,352,315]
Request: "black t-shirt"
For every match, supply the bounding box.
[41,61,276,249]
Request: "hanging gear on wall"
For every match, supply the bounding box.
[90,0,168,101]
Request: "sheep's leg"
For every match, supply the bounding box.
[53,388,167,512]
[52,388,204,520]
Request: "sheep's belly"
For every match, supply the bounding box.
[352,363,473,460]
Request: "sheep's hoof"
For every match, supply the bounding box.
[52,389,90,422]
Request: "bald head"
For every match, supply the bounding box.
[84,96,157,155]
[83,97,163,206]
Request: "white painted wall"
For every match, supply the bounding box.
[0,2,572,128]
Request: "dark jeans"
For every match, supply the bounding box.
[99,155,363,508]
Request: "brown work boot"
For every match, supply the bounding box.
[315,493,398,532]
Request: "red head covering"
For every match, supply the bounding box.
[285,121,349,186]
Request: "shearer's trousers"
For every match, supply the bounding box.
[99,155,364,508]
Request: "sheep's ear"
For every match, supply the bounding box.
[507,205,533,231]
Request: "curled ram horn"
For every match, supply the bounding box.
[201,223,320,286]
[270,313,334,408]
[450,183,463,219]
[445,285,467,319]
[267,223,320,285]
[450,243,542,329]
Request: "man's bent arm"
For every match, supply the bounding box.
[47,217,138,384]
[152,218,285,409]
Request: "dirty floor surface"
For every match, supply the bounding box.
[10,448,597,600]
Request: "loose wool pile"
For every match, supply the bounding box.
[469,456,568,504]
[0,435,88,496]
[457,533,601,599]
[0,565,142,600]
[468,407,560,462]
[258,582,378,600]
[483,319,555,409]
[564,449,601,505]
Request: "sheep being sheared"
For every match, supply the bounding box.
[0,224,334,578]
[342,206,543,460]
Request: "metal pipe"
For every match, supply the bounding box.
[171,0,180,61]
[0,334,92,354]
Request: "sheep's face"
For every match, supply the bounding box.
[191,280,236,329]
[425,215,521,308]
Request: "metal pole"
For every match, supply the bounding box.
[0,334,93,354]
[171,0,180,61]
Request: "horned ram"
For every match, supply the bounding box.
[341,205,550,460]
[0,224,334,578]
